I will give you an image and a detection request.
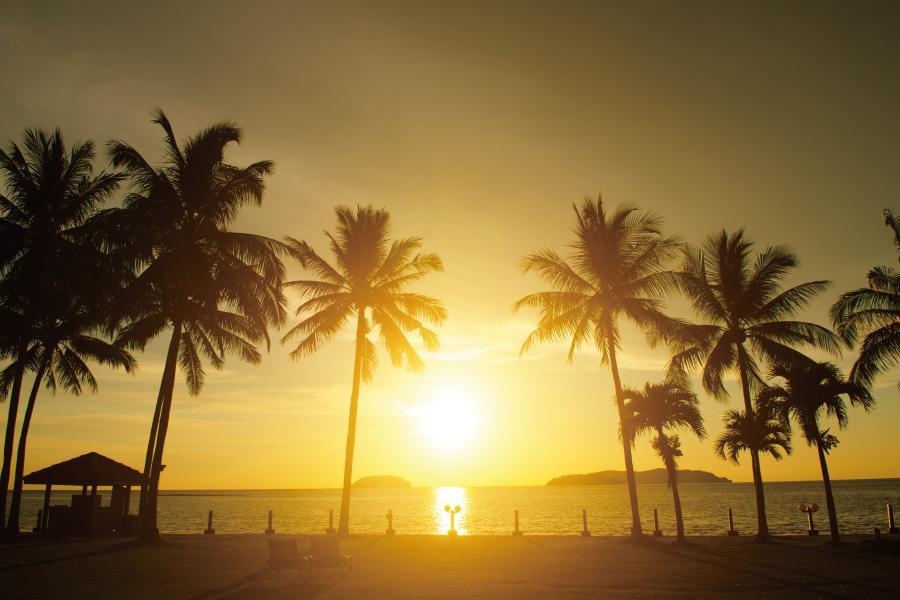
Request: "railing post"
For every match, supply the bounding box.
[326,509,336,534]
[204,510,215,535]
[512,510,523,536]
[581,509,590,537]
[727,508,738,536]
[653,508,663,537]
[888,503,899,534]
[265,509,275,534]
[386,509,395,535]
[33,509,43,534]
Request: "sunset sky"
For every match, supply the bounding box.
[3,1,898,490]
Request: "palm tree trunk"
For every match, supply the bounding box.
[140,322,182,542]
[138,358,169,519]
[657,426,685,542]
[6,356,49,534]
[816,438,840,542]
[338,308,366,535]
[737,351,769,539]
[608,342,643,537]
[0,343,27,531]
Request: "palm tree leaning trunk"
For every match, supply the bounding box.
[0,342,27,529]
[814,437,839,540]
[654,428,685,540]
[516,197,683,537]
[5,356,50,533]
[737,358,769,538]
[338,309,367,534]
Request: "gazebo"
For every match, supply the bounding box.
[24,452,142,536]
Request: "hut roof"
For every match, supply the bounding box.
[24,452,142,486]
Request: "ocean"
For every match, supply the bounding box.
[16,479,900,536]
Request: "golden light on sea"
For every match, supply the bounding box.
[433,486,469,535]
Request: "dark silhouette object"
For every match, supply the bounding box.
[0,129,132,535]
[101,109,287,542]
[714,398,792,539]
[668,230,838,539]
[653,509,663,537]
[326,509,336,534]
[445,504,460,536]
[307,536,351,571]
[888,504,899,534]
[513,510,522,536]
[799,503,819,536]
[267,539,305,571]
[760,359,873,543]
[624,380,706,542]
[547,468,729,485]
[266,510,275,535]
[830,209,899,390]
[727,508,738,536]
[516,196,683,537]
[204,510,215,535]
[282,206,446,535]
[385,510,395,535]
[581,509,590,537]
[23,452,142,536]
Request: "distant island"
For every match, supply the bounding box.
[547,468,731,486]
[352,475,412,489]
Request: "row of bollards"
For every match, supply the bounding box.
[196,504,900,537]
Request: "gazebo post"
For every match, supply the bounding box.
[41,484,51,533]
[123,486,131,518]
[81,484,87,496]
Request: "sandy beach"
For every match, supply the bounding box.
[3,534,899,599]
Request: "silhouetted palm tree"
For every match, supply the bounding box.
[516,196,682,537]
[830,210,899,390]
[0,129,124,531]
[669,230,839,538]
[759,360,873,542]
[714,398,791,534]
[283,206,446,535]
[1,312,135,533]
[99,109,287,541]
[624,380,705,542]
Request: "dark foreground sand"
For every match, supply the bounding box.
[2,534,899,599]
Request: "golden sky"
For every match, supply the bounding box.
[3,1,899,489]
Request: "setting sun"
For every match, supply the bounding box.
[411,385,484,452]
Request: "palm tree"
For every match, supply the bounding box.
[830,210,899,390]
[282,205,446,535]
[515,196,682,537]
[669,230,839,538]
[759,359,873,542]
[623,380,705,542]
[0,129,124,531]
[99,109,287,541]
[2,312,135,533]
[714,399,792,536]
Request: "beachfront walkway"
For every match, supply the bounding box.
[3,534,899,599]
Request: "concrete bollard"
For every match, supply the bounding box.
[326,509,336,535]
[204,510,216,535]
[653,508,663,537]
[727,508,738,536]
[386,509,395,535]
[888,504,899,534]
[513,510,523,536]
[581,509,590,537]
[265,510,275,534]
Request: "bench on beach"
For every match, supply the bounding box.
[266,537,351,572]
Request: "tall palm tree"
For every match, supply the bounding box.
[98,109,287,541]
[759,360,873,542]
[669,230,839,538]
[830,210,899,390]
[283,205,446,535]
[714,399,792,535]
[623,380,705,542]
[515,196,682,537]
[0,129,123,531]
[2,313,135,533]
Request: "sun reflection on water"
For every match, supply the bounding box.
[434,486,468,535]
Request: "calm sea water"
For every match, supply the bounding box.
[16,479,900,536]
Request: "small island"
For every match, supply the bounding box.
[352,475,412,489]
[547,468,730,486]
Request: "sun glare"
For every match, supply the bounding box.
[411,384,483,452]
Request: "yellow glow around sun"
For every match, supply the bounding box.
[410,384,483,452]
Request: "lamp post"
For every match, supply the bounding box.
[799,502,819,536]
[445,504,461,536]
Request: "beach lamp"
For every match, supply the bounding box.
[445,504,461,536]
[798,503,819,536]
